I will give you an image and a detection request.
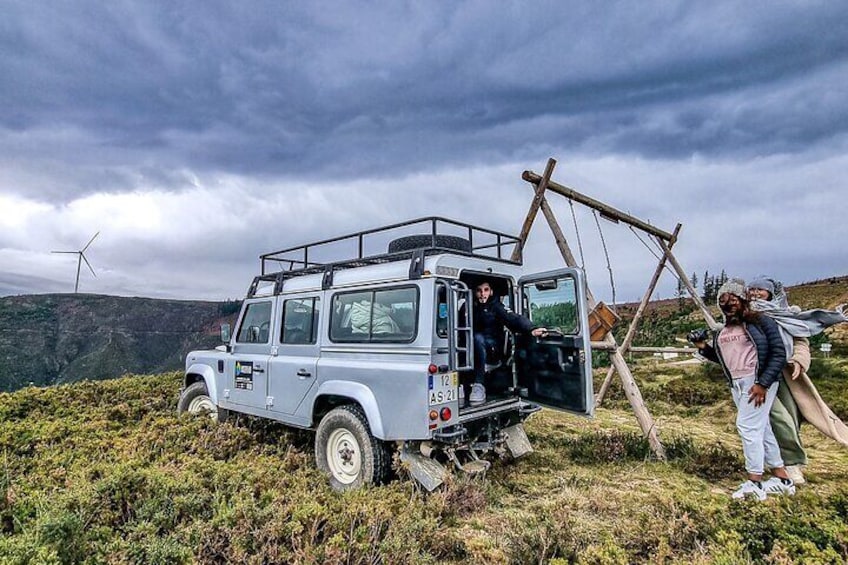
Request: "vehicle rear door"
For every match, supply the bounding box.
[515,268,594,417]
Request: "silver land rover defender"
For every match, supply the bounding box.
[178,217,594,491]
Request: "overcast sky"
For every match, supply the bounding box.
[2,1,846,304]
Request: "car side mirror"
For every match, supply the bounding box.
[221,323,231,343]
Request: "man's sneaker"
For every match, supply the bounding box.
[469,384,486,406]
[732,480,766,501]
[785,464,806,485]
[763,477,796,496]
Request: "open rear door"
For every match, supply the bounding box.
[516,268,594,417]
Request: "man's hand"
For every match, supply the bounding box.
[531,327,548,337]
[748,383,767,407]
[789,360,802,380]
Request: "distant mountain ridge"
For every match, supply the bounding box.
[0,294,240,392]
[1,275,845,393]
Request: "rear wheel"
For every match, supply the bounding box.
[177,381,228,423]
[315,405,390,491]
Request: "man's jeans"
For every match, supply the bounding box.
[473,333,499,384]
[730,375,784,474]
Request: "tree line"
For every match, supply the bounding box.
[676,269,729,308]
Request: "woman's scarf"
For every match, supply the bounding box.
[749,275,847,354]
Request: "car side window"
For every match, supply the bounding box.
[281,297,319,345]
[236,301,273,343]
[330,287,418,343]
[436,283,448,338]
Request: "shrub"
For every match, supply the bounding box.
[663,436,742,479]
[561,430,652,463]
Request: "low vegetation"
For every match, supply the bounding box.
[2,359,847,564]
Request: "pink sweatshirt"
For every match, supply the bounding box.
[717,325,757,379]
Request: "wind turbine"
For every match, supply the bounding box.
[52,231,100,293]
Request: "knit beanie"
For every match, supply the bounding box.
[748,276,775,296]
[716,278,746,306]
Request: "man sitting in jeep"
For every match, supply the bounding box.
[471,280,547,405]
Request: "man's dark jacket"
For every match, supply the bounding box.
[473,299,534,340]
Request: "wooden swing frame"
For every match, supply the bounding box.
[514,158,721,459]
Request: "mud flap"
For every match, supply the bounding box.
[400,445,448,491]
[503,423,533,459]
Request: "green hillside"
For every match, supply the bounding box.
[2,363,848,564]
[0,295,240,392]
[614,275,848,356]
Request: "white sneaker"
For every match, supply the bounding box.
[785,464,806,485]
[732,480,766,501]
[763,477,796,496]
[469,383,486,405]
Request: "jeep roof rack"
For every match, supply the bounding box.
[249,217,521,296]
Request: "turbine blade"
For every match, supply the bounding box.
[81,231,100,252]
[81,253,97,277]
[51,250,77,254]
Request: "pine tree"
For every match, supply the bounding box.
[702,270,713,302]
[677,276,687,310]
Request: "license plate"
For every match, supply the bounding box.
[428,371,458,405]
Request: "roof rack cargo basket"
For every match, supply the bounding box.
[259,216,522,278]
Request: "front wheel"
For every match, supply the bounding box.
[177,381,228,423]
[315,405,390,491]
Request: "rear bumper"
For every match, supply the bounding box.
[432,399,540,445]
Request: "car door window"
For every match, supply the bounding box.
[281,298,319,344]
[523,277,579,334]
[236,301,273,343]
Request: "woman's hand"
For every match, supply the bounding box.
[788,360,802,380]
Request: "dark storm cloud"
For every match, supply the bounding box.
[3,1,848,202]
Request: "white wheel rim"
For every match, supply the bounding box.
[326,428,362,485]
[188,395,218,419]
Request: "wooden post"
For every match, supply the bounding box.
[595,225,681,406]
[511,158,556,262]
[521,175,666,460]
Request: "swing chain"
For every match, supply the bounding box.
[593,210,617,308]
[567,198,586,270]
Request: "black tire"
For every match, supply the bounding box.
[314,404,390,491]
[387,234,471,254]
[177,381,228,423]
